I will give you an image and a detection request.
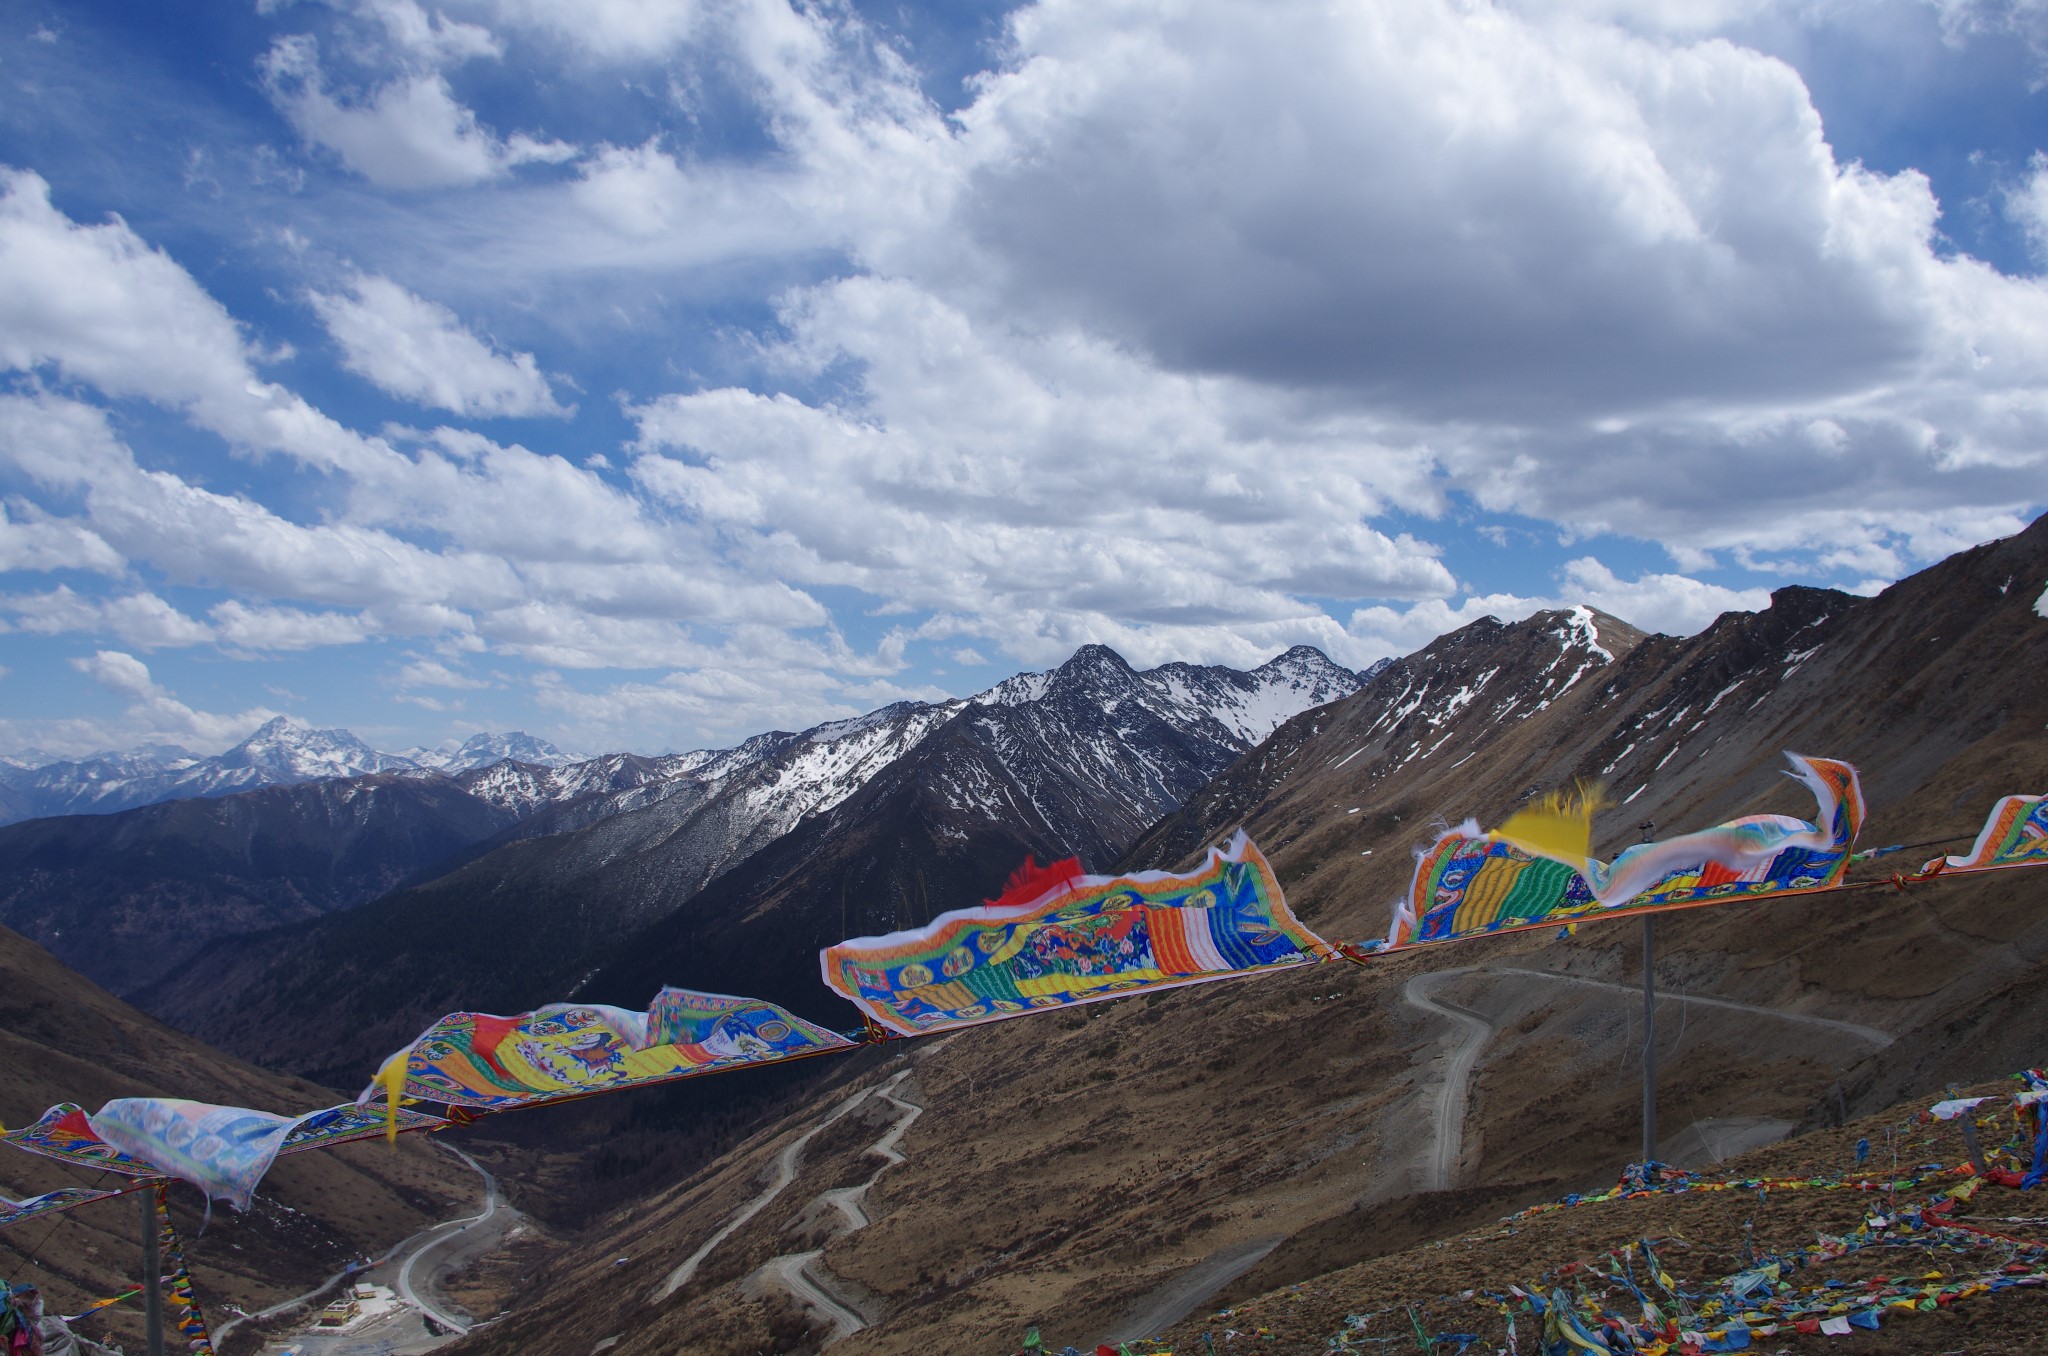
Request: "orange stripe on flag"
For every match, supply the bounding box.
[1145,908,1200,975]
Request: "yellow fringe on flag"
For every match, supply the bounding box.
[376,1049,407,1144]
[1496,783,1607,869]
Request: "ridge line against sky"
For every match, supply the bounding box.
[0,0,2043,758]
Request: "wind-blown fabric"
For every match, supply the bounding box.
[277,1100,450,1149]
[3,1101,444,1181]
[1925,795,2047,875]
[371,991,854,1110]
[1387,754,1864,949]
[3,1104,156,1175]
[87,1100,309,1211]
[0,1187,120,1229]
[821,831,1332,1036]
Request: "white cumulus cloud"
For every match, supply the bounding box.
[2010,152,2048,265]
[0,168,385,474]
[262,36,576,189]
[2,587,213,648]
[0,503,123,575]
[57,650,283,754]
[310,274,570,417]
[210,600,375,651]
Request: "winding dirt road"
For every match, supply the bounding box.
[1483,966,1894,1047]
[653,1066,923,1321]
[214,1139,504,1343]
[1094,1234,1286,1348]
[1401,965,1894,1191]
[746,1071,923,1342]
[763,1251,867,1343]
[652,1077,886,1302]
[394,1142,502,1333]
[1402,973,1493,1191]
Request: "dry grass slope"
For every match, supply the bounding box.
[274,516,2048,1354]
[0,923,474,1352]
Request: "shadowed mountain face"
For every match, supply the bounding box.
[0,924,472,1352]
[0,746,701,1000]
[441,517,2045,1356]
[136,645,1362,1084]
[0,774,524,995]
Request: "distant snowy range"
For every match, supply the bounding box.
[0,645,1369,828]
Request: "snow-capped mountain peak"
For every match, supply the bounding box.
[216,717,417,781]
[975,670,1055,706]
[425,731,581,772]
[0,718,423,822]
[0,644,1362,830]
[972,643,1359,741]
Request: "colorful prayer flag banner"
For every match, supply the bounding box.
[368,990,855,1111]
[1385,753,1864,949]
[62,1287,142,1323]
[1929,1097,1993,1121]
[3,1101,444,1186]
[1924,795,2046,876]
[88,1100,308,1212]
[0,1186,121,1229]
[2,1104,156,1176]
[278,1100,449,1151]
[820,831,1332,1036]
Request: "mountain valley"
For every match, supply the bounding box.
[441,515,2046,1355]
[1,518,2044,1355]
[0,923,476,1352]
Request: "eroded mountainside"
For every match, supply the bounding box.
[0,774,523,994]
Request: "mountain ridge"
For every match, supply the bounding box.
[0,645,1360,1006]
[131,644,1368,1082]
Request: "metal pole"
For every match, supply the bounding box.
[1637,819,1657,1166]
[142,1189,164,1356]
[1959,1116,1989,1177]
[1950,1085,1989,1176]
[1641,916,1657,1164]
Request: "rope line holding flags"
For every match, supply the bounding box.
[0,750,2042,1349]
[153,1187,213,1356]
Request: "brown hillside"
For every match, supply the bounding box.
[0,923,473,1351]
[1152,1070,2048,1354]
[389,517,2048,1354]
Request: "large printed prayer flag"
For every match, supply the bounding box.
[821,831,1332,1036]
[2,1101,445,1183]
[1925,795,2046,876]
[1387,753,1864,949]
[2,1104,157,1176]
[87,1100,311,1211]
[372,990,855,1110]
[0,1099,449,1224]
[275,1100,451,1150]
[0,1186,121,1229]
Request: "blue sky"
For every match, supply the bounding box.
[1,0,2044,759]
